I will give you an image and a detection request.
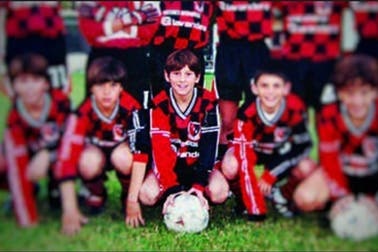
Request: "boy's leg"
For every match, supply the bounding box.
[221,147,244,214]
[78,145,106,214]
[139,171,161,206]
[206,168,229,204]
[111,143,133,211]
[293,168,331,212]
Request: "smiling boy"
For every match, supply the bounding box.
[222,63,315,221]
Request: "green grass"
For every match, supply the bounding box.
[0,73,377,251]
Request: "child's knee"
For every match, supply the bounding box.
[221,150,238,180]
[139,181,160,206]
[207,170,229,204]
[111,144,132,175]
[79,147,104,179]
[27,150,50,182]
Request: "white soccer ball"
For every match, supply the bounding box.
[329,194,378,241]
[163,193,209,233]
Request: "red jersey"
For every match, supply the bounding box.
[318,101,378,199]
[350,1,378,39]
[151,87,220,193]
[152,1,214,50]
[4,90,70,227]
[216,1,273,42]
[54,91,149,181]
[1,1,65,38]
[78,1,160,49]
[276,1,347,61]
[233,94,312,216]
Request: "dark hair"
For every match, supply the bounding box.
[164,49,201,76]
[8,53,50,83]
[332,54,378,90]
[253,61,289,84]
[87,56,127,89]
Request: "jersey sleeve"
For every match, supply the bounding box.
[317,109,349,199]
[192,101,220,191]
[127,108,149,164]
[53,113,87,183]
[4,125,38,227]
[232,117,267,217]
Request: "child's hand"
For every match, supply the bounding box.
[258,179,272,196]
[187,187,209,210]
[125,200,145,228]
[61,209,88,236]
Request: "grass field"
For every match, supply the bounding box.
[0,72,377,251]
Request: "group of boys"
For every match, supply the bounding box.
[0,0,377,239]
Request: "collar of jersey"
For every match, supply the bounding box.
[169,87,198,120]
[16,93,51,128]
[256,97,286,126]
[340,102,375,137]
[91,95,119,124]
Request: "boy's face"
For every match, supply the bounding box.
[252,73,290,113]
[338,83,377,121]
[165,65,200,99]
[13,73,49,106]
[91,81,122,112]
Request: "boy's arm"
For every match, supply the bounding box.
[54,113,88,234]
[317,112,349,199]
[60,180,88,235]
[125,108,149,227]
[233,119,267,219]
[150,107,180,194]
[4,126,38,227]
[191,103,220,192]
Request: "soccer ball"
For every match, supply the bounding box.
[329,194,378,241]
[163,193,209,233]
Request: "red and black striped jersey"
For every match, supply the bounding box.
[78,1,160,49]
[54,90,149,181]
[317,100,378,199]
[150,87,220,192]
[152,1,214,50]
[4,90,70,227]
[276,1,347,61]
[350,1,378,39]
[216,1,273,42]
[232,94,312,216]
[1,1,65,38]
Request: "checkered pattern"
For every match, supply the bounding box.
[152,1,214,49]
[350,1,378,39]
[278,1,347,61]
[77,91,141,148]
[4,1,65,38]
[216,1,273,41]
[318,101,378,198]
[7,90,70,155]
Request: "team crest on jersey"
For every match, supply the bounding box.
[362,137,378,159]
[113,124,126,141]
[274,127,291,143]
[40,122,60,144]
[187,121,201,141]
